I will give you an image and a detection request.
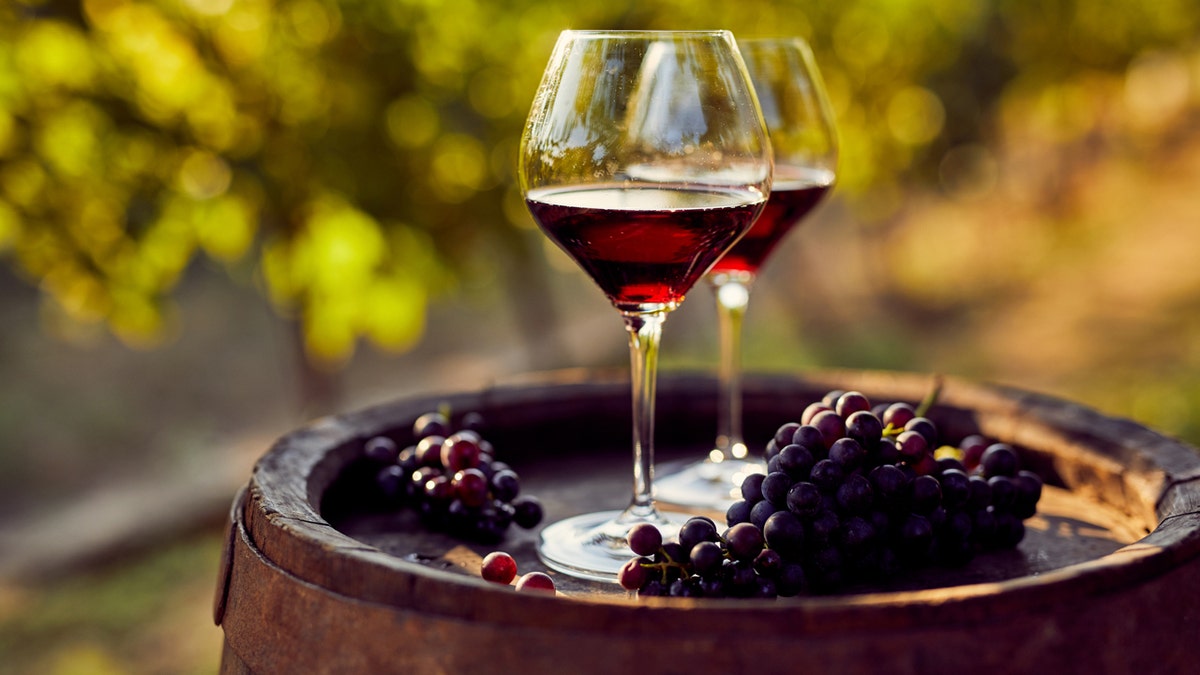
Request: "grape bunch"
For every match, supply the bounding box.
[619,388,1044,598]
[361,410,544,544]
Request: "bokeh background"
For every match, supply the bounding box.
[2,0,1199,672]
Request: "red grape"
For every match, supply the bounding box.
[480,551,518,585]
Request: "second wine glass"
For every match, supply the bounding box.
[655,37,839,510]
[520,30,772,581]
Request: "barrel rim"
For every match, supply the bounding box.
[232,368,1200,629]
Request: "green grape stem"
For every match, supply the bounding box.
[882,374,944,438]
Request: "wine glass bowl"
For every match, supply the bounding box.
[520,30,772,581]
[655,37,839,510]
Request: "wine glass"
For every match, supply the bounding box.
[520,30,772,581]
[655,37,838,510]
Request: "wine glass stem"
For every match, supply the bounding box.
[713,274,754,461]
[623,310,666,520]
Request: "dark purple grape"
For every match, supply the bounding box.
[480,551,518,584]
[752,548,783,579]
[678,516,719,553]
[773,422,802,449]
[807,509,840,544]
[754,576,778,599]
[810,459,845,492]
[936,457,967,475]
[810,410,846,450]
[441,431,482,473]
[761,471,793,506]
[374,464,408,504]
[938,468,971,510]
[845,410,884,448]
[942,508,974,540]
[835,474,874,515]
[656,542,687,566]
[791,424,826,452]
[910,474,942,514]
[639,579,667,597]
[766,454,783,474]
[895,430,928,462]
[898,514,934,558]
[988,475,1017,510]
[904,417,939,446]
[724,522,765,561]
[981,443,1020,477]
[689,540,724,575]
[740,473,767,503]
[490,469,520,502]
[835,391,872,417]
[750,499,781,529]
[838,516,877,559]
[776,562,808,597]
[364,436,400,463]
[828,438,866,471]
[1012,470,1044,518]
[786,481,823,518]
[511,495,543,528]
[882,402,916,430]
[723,559,758,594]
[626,522,663,557]
[460,411,486,432]
[764,438,780,461]
[973,508,998,545]
[876,438,901,465]
[414,435,446,467]
[453,468,489,508]
[777,444,815,480]
[699,576,727,598]
[763,511,805,560]
[966,475,992,511]
[413,411,451,438]
[726,499,752,526]
[993,511,1026,548]
[618,558,650,590]
[959,434,988,471]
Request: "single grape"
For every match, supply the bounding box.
[374,464,408,504]
[910,474,942,514]
[1012,470,1044,518]
[761,471,794,506]
[776,562,808,597]
[618,558,650,591]
[460,411,486,432]
[511,496,544,529]
[490,469,520,502]
[514,571,556,594]
[441,431,482,473]
[993,511,1026,548]
[740,473,767,503]
[414,435,446,467]
[904,417,939,447]
[480,551,518,585]
[413,411,451,438]
[981,443,1020,478]
[835,474,874,515]
[838,516,877,559]
[821,390,846,406]
[807,509,840,544]
[773,422,802,449]
[364,436,400,463]
[966,475,992,511]
[835,391,872,417]
[959,434,989,471]
[453,468,489,508]
[424,474,455,502]
[689,540,725,576]
[828,437,866,471]
[988,475,1017,510]
[801,402,833,425]
[753,548,784,578]
[898,514,934,558]
[938,468,971,510]
[882,402,916,430]
[845,410,884,448]
[809,459,845,492]
[896,430,929,461]
[626,522,663,557]
[724,522,765,561]
[777,444,816,480]
[678,516,719,553]
[786,481,823,518]
[763,511,806,560]
[750,499,781,529]
[810,410,846,450]
[791,425,826,453]
[869,464,908,504]
[726,499,752,526]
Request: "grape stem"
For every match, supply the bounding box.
[882,374,944,438]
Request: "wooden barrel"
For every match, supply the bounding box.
[213,369,1200,674]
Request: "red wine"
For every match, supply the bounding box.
[526,185,765,309]
[709,167,833,275]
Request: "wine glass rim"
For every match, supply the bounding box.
[559,29,734,39]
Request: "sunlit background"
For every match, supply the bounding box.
[1,0,1198,671]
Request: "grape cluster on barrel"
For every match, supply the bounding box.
[619,389,1044,599]
[360,410,544,544]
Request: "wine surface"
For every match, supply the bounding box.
[709,167,833,275]
[527,185,765,309]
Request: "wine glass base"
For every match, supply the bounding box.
[654,456,766,511]
[538,509,694,583]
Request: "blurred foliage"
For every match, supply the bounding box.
[0,0,1197,369]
